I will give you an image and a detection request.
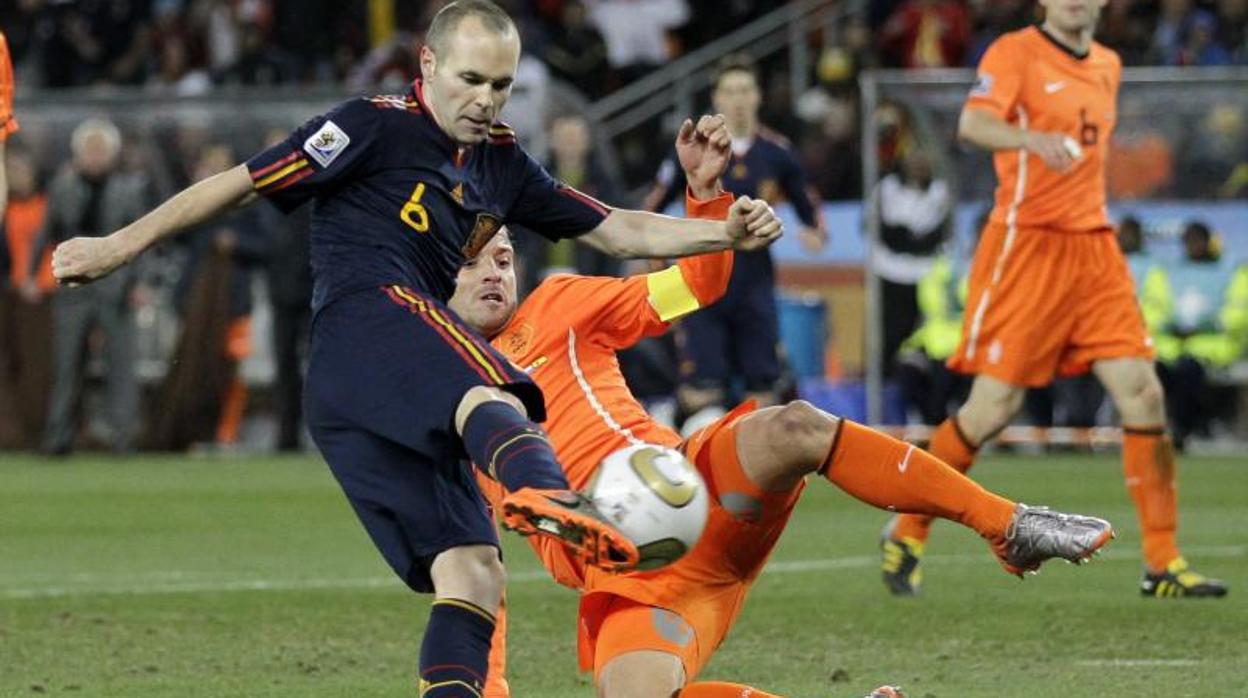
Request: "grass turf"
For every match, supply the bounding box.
[1,452,1244,697]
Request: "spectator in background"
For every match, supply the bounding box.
[500,51,551,162]
[801,94,862,201]
[878,0,971,68]
[27,0,152,87]
[645,55,825,432]
[258,128,314,452]
[587,0,689,87]
[896,252,969,425]
[542,0,610,99]
[515,112,622,289]
[1172,10,1234,64]
[157,144,267,451]
[1147,222,1248,448]
[873,147,952,379]
[30,118,148,455]
[0,149,54,449]
[1152,0,1198,63]
[1176,104,1247,198]
[1217,0,1248,60]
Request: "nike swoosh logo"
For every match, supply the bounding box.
[898,445,915,473]
[1044,81,1066,94]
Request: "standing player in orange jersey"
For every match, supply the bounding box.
[450,114,1114,698]
[0,30,18,225]
[879,0,1227,599]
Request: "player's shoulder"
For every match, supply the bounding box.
[983,25,1038,56]
[1088,40,1123,70]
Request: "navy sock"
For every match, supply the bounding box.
[419,599,496,697]
[461,401,569,492]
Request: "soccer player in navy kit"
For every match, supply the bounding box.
[49,1,782,694]
[646,56,825,429]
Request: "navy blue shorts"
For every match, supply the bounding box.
[305,285,543,593]
[679,279,780,393]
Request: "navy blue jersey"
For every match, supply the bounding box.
[647,127,819,282]
[246,81,610,311]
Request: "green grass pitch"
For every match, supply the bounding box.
[2,452,1244,697]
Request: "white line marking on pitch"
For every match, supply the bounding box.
[1075,659,1201,668]
[2,545,1242,600]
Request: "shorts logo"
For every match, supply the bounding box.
[988,339,1004,365]
[462,212,502,258]
[970,72,993,97]
[303,120,351,168]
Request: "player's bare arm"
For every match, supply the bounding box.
[577,114,780,258]
[51,164,257,285]
[958,107,1075,173]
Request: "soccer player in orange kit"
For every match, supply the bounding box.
[879,0,1227,599]
[449,114,1114,698]
[0,30,18,224]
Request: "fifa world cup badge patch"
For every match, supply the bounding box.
[303,120,351,168]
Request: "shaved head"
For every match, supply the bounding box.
[426,0,517,58]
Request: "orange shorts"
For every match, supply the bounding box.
[948,222,1153,387]
[577,403,804,681]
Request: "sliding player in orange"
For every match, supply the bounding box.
[879,0,1227,599]
[451,114,1113,698]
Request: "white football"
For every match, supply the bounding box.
[585,443,709,571]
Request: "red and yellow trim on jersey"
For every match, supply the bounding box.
[251,151,312,193]
[487,122,516,145]
[368,94,421,113]
[557,185,611,216]
[383,285,510,385]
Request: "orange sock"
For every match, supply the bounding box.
[821,420,1013,541]
[215,375,248,445]
[679,682,783,697]
[483,596,509,698]
[889,417,980,542]
[1122,426,1180,572]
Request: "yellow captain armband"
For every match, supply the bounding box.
[646,265,701,322]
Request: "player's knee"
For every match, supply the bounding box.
[769,400,838,471]
[597,651,684,698]
[963,385,1023,436]
[430,545,506,611]
[455,386,526,435]
[1119,368,1165,422]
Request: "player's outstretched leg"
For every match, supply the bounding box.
[729,401,1113,586]
[456,388,639,571]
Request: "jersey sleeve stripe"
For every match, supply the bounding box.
[253,158,309,189]
[557,185,611,216]
[250,151,302,179]
[646,266,701,322]
[262,166,315,194]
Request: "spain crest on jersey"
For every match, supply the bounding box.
[462,212,502,258]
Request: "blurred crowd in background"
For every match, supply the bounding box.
[2,0,1247,455]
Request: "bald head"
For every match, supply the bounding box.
[426,0,517,58]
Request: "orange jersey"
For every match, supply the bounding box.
[0,31,18,140]
[968,26,1120,232]
[491,192,735,487]
[478,191,734,585]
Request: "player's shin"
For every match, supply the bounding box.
[820,420,1014,541]
[419,599,496,697]
[888,416,981,542]
[462,400,569,492]
[1122,426,1180,572]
